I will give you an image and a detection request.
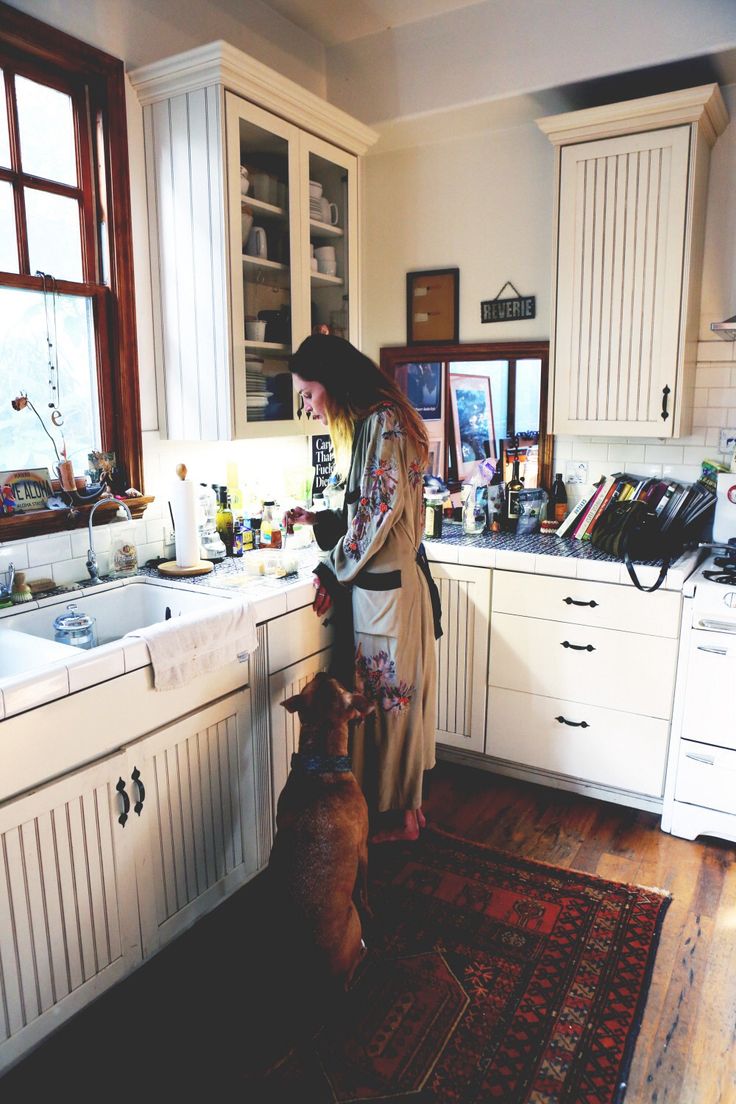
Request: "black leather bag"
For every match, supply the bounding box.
[590,499,682,592]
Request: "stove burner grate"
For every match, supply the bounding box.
[703,568,736,584]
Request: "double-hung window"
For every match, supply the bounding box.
[0,3,142,537]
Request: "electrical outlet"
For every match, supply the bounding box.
[564,460,589,485]
[719,428,736,453]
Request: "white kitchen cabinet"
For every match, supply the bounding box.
[486,569,681,806]
[0,752,141,1071]
[538,85,728,437]
[430,561,491,754]
[132,689,261,957]
[130,42,376,441]
[268,649,331,826]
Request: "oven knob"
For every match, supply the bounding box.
[723,591,736,608]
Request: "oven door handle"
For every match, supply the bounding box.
[698,619,736,634]
[696,644,728,655]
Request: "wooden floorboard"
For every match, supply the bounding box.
[1,760,734,1102]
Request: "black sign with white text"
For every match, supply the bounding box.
[311,434,334,498]
[481,295,536,323]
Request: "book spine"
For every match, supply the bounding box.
[580,478,618,541]
[572,479,607,538]
[556,481,603,537]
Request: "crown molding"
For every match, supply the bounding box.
[128,40,378,156]
[536,83,729,147]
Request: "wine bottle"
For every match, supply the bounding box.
[551,472,568,522]
[215,486,234,554]
[505,443,524,533]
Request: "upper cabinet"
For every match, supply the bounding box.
[537,85,728,438]
[130,43,377,440]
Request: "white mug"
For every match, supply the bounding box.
[314,244,336,261]
[319,197,339,225]
[246,226,267,258]
[246,319,267,341]
[250,171,270,202]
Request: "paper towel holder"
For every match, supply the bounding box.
[158,462,214,577]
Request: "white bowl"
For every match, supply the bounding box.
[317,260,337,276]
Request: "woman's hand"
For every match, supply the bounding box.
[312,574,332,616]
[283,506,317,528]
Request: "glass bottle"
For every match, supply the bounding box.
[505,445,524,533]
[232,517,244,557]
[261,500,282,549]
[424,491,444,539]
[215,486,234,554]
[551,473,568,522]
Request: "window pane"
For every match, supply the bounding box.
[0,286,100,475]
[25,188,83,281]
[0,74,10,168]
[515,359,542,433]
[0,182,18,272]
[16,75,77,185]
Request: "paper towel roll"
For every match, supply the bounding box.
[170,477,199,568]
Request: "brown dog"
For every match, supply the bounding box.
[267,672,373,990]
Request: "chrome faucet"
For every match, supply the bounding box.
[0,561,15,603]
[86,499,133,583]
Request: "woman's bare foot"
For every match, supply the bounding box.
[370,809,423,844]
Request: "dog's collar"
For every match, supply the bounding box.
[290,752,352,774]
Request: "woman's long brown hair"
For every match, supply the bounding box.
[289,335,429,476]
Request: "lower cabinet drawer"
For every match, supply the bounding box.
[487,686,668,797]
[675,740,736,815]
[489,612,678,719]
[267,604,333,674]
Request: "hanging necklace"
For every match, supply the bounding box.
[37,270,64,427]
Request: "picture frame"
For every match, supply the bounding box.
[393,361,443,421]
[449,374,496,482]
[426,433,444,477]
[406,268,459,345]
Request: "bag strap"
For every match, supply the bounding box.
[624,552,670,593]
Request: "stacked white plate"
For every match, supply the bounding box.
[309,197,323,220]
[246,392,273,420]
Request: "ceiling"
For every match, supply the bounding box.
[257,0,483,48]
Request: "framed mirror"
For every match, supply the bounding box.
[380,340,552,492]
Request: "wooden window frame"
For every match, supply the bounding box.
[0,2,146,542]
[380,340,552,493]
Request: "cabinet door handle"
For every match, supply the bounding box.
[131,767,146,816]
[564,597,598,608]
[561,640,595,652]
[555,715,590,728]
[116,777,130,828]
[685,752,715,765]
[661,385,671,421]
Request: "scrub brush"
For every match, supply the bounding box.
[10,571,33,603]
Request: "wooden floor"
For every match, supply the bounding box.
[2,760,735,1102]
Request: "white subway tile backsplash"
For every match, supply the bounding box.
[644,444,684,463]
[661,464,702,481]
[28,534,72,567]
[697,366,732,388]
[52,556,91,587]
[697,341,735,363]
[607,443,646,462]
[0,543,29,570]
[708,387,736,408]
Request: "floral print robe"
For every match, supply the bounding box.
[313,404,437,813]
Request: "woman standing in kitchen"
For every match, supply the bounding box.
[286,334,439,843]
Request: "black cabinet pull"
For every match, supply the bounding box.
[555,715,590,728]
[661,385,671,421]
[116,778,130,827]
[564,597,598,608]
[131,767,146,816]
[561,640,595,652]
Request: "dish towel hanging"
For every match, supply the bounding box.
[126,599,258,691]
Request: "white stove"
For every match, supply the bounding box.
[662,546,736,844]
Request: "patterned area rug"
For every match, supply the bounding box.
[262,827,670,1103]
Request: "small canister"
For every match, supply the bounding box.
[424,492,444,539]
[53,602,97,650]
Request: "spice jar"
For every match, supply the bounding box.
[424,492,444,539]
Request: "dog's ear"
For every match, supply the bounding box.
[347,691,375,719]
[281,692,305,714]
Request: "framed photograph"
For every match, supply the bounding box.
[426,432,444,477]
[449,374,496,482]
[393,361,443,421]
[406,268,459,345]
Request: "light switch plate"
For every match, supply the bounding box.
[719,428,736,453]
[564,460,589,484]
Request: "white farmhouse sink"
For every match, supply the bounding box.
[2,578,231,649]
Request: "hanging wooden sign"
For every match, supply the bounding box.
[481,281,535,324]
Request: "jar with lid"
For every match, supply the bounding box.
[53,603,97,650]
[424,492,444,539]
[261,501,282,549]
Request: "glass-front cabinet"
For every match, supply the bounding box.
[226,96,358,438]
[131,42,374,442]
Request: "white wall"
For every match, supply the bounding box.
[362,83,736,503]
